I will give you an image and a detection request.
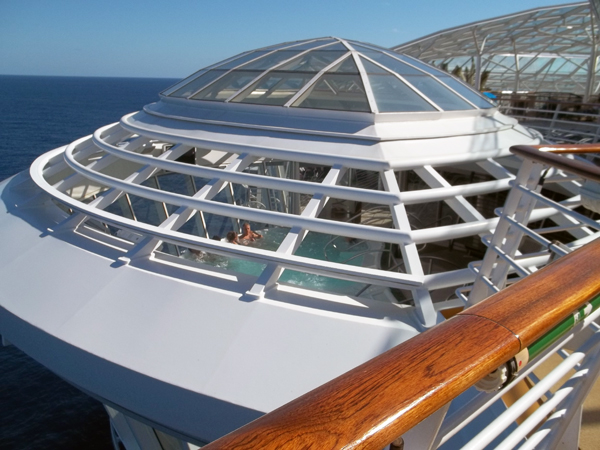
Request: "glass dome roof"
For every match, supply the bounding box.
[392,2,599,97]
[162,37,494,114]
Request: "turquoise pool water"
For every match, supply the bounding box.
[194,227,372,296]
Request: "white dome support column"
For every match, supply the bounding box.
[472,31,487,91]
[512,39,520,94]
[352,50,379,113]
[381,170,436,328]
[414,166,486,224]
[585,16,598,103]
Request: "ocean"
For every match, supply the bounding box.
[0,75,179,449]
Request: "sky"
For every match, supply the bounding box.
[0,0,581,79]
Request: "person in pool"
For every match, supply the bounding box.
[226,230,239,245]
[239,222,262,243]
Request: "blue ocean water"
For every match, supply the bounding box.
[0,75,178,182]
[0,75,179,449]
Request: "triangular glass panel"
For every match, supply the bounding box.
[367,73,437,112]
[169,70,227,98]
[402,75,473,110]
[352,44,424,76]
[318,42,350,51]
[287,38,337,51]
[291,56,370,112]
[258,40,302,51]
[191,70,259,101]
[230,71,315,105]
[437,76,494,109]
[278,50,348,72]
[219,51,270,70]
[330,56,360,74]
[241,50,304,71]
[360,57,391,74]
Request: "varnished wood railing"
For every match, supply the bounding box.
[510,144,600,183]
[202,146,600,450]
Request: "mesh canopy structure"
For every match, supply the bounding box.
[392,1,600,99]
[161,37,493,113]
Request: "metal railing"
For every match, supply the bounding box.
[497,94,600,144]
[468,145,600,304]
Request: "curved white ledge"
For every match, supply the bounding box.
[30,149,422,290]
[121,111,392,171]
[62,142,413,246]
[93,122,518,205]
[145,99,509,141]
[91,124,403,206]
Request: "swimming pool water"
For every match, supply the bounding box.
[189,227,372,296]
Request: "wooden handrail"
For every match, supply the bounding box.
[202,238,600,449]
[510,144,600,183]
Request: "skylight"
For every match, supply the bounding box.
[162,37,494,113]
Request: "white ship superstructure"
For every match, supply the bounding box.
[4,37,599,449]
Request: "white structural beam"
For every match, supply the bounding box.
[585,17,599,101]
[414,165,486,223]
[381,169,436,327]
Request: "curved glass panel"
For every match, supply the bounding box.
[169,70,227,98]
[257,40,299,51]
[438,76,494,109]
[240,50,303,70]
[162,69,207,96]
[231,72,315,105]
[191,71,259,101]
[292,57,370,112]
[162,51,256,96]
[286,38,337,51]
[360,58,392,75]
[402,75,474,110]
[367,74,436,112]
[352,44,425,76]
[392,4,597,95]
[277,50,348,72]
[334,56,360,74]
[219,51,270,70]
[317,42,350,51]
[168,38,496,112]
[293,73,370,112]
[389,53,452,77]
[346,39,390,53]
